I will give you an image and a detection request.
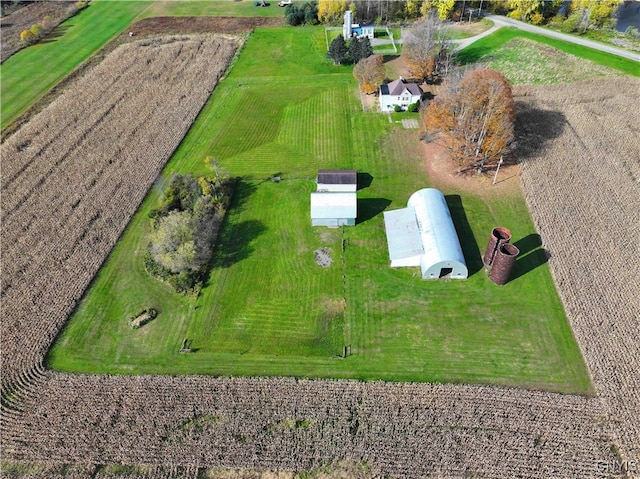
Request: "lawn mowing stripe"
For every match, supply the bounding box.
[47,26,591,392]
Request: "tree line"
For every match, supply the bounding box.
[303,0,624,31]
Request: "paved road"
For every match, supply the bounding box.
[482,14,640,63]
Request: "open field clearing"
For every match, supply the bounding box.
[457,27,640,77]
[478,37,621,85]
[142,0,287,18]
[0,0,151,130]
[1,26,634,478]
[516,76,640,468]
[0,34,239,386]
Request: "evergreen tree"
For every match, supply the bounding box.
[327,34,349,65]
[302,1,319,24]
[285,4,304,25]
[348,36,373,64]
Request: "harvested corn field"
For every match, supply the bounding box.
[0,34,238,386]
[1,373,618,477]
[516,76,640,467]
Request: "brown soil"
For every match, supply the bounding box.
[129,15,284,36]
[423,141,521,198]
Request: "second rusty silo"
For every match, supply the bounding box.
[483,227,512,266]
[489,243,520,285]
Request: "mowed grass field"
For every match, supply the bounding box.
[47,27,591,393]
[0,0,151,129]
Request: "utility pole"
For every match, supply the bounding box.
[493,156,504,185]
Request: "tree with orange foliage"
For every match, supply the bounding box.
[353,54,385,94]
[424,68,515,173]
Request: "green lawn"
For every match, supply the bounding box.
[457,27,640,77]
[47,26,591,393]
[0,0,151,129]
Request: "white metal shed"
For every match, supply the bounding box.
[383,188,467,279]
[310,192,357,227]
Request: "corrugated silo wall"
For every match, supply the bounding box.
[489,243,520,285]
[483,227,511,266]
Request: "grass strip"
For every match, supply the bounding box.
[457,27,640,77]
[1,0,150,129]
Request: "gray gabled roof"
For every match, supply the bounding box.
[380,78,422,97]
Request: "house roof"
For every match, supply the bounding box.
[380,78,422,97]
[317,169,357,185]
[310,192,357,219]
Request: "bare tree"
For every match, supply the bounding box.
[401,12,453,83]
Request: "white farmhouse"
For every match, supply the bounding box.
[383,188,467,279]
[379,78,422,112]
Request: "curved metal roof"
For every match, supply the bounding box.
[407,188,466,269]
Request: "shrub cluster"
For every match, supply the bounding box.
[284,2,318,26]
[146,162,233,294]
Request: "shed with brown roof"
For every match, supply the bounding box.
[317,169,357,192]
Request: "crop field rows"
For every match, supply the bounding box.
[0,35,239,387]
[516,76,640,465]
[1,373,617,477]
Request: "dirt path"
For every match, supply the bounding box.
[423,141,521,199]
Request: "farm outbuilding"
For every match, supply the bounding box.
[310,192,357,227]
[317,169,357,192]
[343,10,374,39]
[383,188,467,279]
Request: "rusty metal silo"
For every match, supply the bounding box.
[489,243,520,285]
[483,227,512,266]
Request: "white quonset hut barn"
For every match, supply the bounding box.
[379,78,422,112]
[383,188,468,279]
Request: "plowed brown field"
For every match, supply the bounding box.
[516,76,640,469]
